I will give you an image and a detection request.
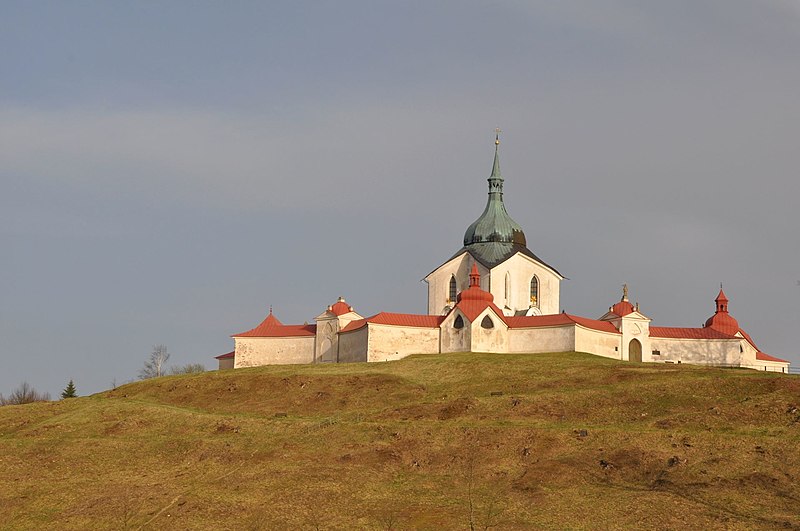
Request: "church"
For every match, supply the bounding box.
[216,136,789,373]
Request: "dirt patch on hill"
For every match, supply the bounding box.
[108,372,424,417]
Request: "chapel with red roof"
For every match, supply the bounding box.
[217,136,789,373]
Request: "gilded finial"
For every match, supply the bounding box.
[494,127,501,146]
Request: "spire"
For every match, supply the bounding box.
[715,287,729,313]
[491,127,502,182]
[462,131,527,249]
[489,128,503,194]
[469,263,481,287]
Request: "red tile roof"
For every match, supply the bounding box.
[454,299,506,323]
[505,313,571,328]
[649,326,738,339]
[610,300,635,317]
[704,312,740,336]
[328,297,355,316]
[715,288,729,303]
[568,314,621,333]
[232,309,317,338]
[215,350,234,360]
[339,319,367,333]
[233,323,317,337]
[340,312,445,333]
[756,351,789,363]
[505,313,619,333]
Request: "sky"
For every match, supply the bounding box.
[1,1,799,398]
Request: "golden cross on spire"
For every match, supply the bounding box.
[494,127,501,145]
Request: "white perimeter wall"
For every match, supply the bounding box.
[575,327,621,359]
[469,310,509,353]
[366,324,440,362]
[508,326,575,353]
[440,310,470,353]
[233,336,315,367]
[650,337,740,366]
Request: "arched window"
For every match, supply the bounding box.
[530,276,539,307]
[448,276,457,303]
[454,315,464,329]
[504,272,511,306]
[481,315,494,329]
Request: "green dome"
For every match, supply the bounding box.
[463,146,527,247]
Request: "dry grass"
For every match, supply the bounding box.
[1,352,799,530]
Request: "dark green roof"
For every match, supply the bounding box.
[447,243,562,277]
[462,145,526,247]
[458,143,562,276]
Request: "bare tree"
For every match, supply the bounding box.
[0,382,51,405]
[139,344,171,379]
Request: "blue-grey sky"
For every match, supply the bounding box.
[2,1,799,397]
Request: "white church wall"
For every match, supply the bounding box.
[441,310,471,353]
[425,253,489,315]
[233,336,315,367]
[508,326,575,353]
[488,253,561,316]
[469,309,509,353]
[649,338,739,366]
[338,327,369,363]
[366,324,440,362]
[574,327,621,359]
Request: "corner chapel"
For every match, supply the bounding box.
[217,136,789,372]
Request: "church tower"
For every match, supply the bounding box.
[425,133,563,316]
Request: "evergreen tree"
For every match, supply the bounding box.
[61,379,77,399]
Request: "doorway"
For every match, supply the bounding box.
[629,339,642,362]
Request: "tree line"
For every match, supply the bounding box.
[1,345,206,406]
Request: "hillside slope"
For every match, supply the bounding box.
[1,352,799,530]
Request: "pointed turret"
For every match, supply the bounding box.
[463,134,527,248]
[457,263,494,303]
[469,263,481,288]
[714,286,729,313]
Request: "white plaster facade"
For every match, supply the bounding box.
[233,336,315,368]
[425,252,562,316]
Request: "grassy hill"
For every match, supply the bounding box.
[1,352,799,530]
